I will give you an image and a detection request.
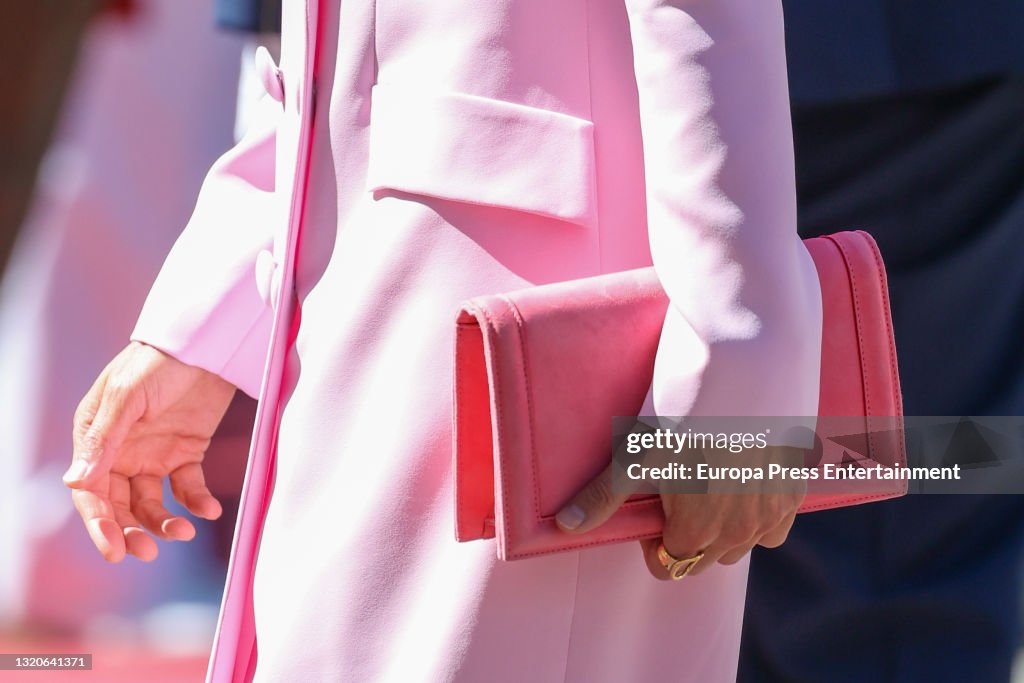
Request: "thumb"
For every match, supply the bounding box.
[65,378,144,488]
[556,463,632,534]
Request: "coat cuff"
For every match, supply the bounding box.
[131,102,280,398]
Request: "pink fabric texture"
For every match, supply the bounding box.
[132,0,822,680]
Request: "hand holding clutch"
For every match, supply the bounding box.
[556,435,809,578]
[453,231,906,567]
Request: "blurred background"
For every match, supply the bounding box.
[0,1,271,680]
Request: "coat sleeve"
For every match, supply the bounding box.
[130,96,282,398]
[625,0,822,421]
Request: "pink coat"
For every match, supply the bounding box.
[133,0,822,680]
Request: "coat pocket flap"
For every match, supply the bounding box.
[367,84,597,227]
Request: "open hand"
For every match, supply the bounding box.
[64,342,236,562]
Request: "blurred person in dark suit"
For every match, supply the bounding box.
[740,3,1024,681]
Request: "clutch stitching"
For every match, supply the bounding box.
[497,294,544,526]
[828,234,876,461]
[860,230,908,471]
[833,233,906,493]
[475,302,516,557]
[801,234,903,509]
[454,321,475,539]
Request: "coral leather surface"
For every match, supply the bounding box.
[454,231,906,560]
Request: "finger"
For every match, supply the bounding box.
[717,541,758,567]
[169,464,223,520]
[65,369,109,485]
[684,543,730,576]
[110,474,158,561]
[757,509,797,549]
[66,373,145,488]
[556,463,632,534]
[656,498,723,578]
[640,538,672,580]
[641,535,729,580]
[71,486,126,563]
[131,475,196,541]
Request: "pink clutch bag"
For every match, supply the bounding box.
[454,231,906,560]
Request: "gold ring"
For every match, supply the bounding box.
[656,542,705,580]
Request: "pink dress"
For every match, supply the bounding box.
[133,0,822,680]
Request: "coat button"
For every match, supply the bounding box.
[255,249,282,307]
[255,45,284,103]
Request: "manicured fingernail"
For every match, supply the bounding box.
[63,460,89,484]
[556,505,586,531]
[163,517,195,541]
[204,499,223,520]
